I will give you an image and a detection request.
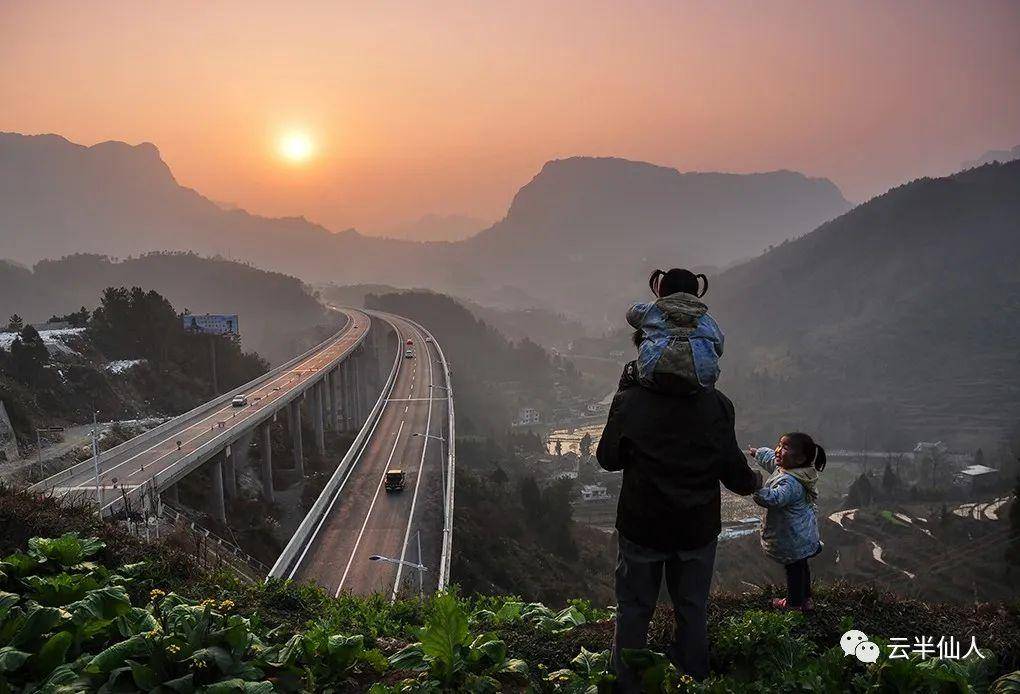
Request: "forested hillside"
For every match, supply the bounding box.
[706,161,1020,449]
[0,252,334,362]
[0,287,268,446]
[321,282,590,349]
[364,290,588,434]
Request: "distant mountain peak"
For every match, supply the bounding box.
[88,139,178,186]
[489,155,850,263]
[961,144,1020,170]
[0,132,178,190]
[378,213,487,241]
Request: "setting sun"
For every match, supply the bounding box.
[278,132,314,163]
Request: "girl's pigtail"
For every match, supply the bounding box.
[695,273,709,297]
[648,269,665,297]
[812,444,827,471]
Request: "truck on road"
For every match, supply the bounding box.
[385,469,406,492]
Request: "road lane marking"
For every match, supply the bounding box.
[387,398,445,402]
[89,318,370,509]
[287,320,411,581]
[99,335,362,510]
[289,380,401,578]
[334,419,406,595]
[391,325,434,600]
[99,344,357,509]
[91,324,363,483]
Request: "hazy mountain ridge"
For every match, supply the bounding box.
[0,133,851,321]
[478,156,849,259]
[378,213,488,241]
[455,156,851,324]
[0,132,433,284]
[962,144,1020,169]
[710,161,1020,448]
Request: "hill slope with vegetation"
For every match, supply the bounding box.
[703,161,1020,450]
[0,286,268,454]
[0,252,335,364]
[0,486,1017,692]
[364,290,592,434]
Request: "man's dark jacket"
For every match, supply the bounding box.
[596,365,761,551]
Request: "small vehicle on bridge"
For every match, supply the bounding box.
[385,469,406,492]
[231,394,248,407]
[404,348,414,359]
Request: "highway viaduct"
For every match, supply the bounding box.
[31,308,455,595]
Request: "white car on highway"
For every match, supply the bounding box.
[231,394,248,407]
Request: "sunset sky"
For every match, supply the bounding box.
[2,0,1018,237]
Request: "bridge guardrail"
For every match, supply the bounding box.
[402,318,455,590]
[161,503,270,580]
[31,311,368,494]
[268,312,403,580]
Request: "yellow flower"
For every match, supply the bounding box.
[200,598,217,609]
[150,589,166,601]
[166,644,181,655]
[219,599,235,612]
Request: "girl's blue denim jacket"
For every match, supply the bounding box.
[626,292,723,394]
[751,447,822,565]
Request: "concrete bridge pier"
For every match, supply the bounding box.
[335,365,343,428]
[288,398,304,476]
[361,346,370,421]
[223,444,238,498]
[210,456,226,523]
[313,379,326,455]
[340,362,351,431]
[326,368,337,431]
[348,358,358,429]
[353,355,364,427]
[349,360,358,429]
[230,431,252,493]
[261,421,274,502]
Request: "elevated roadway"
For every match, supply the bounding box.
[274,313,450,598]
[32,309,372,518]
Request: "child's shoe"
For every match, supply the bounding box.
[771,597,814,612]
[771,598,791,610]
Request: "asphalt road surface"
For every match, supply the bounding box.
[289,315,448,598]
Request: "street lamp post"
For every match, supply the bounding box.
[369,537,428,599]
[411,432,447,516]
[91,411,102,518]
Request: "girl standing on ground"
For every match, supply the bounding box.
[748,432,826,611]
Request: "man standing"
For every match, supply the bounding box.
[596,362,761,688]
